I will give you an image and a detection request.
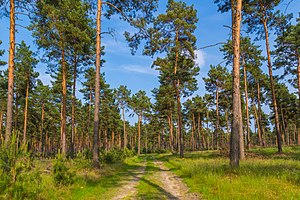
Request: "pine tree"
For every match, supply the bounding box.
[273,17,300,117]
[31,0,93,155]
[130,90,151,155]
[93,0,157,167]
[214,0,244,166]
[203,65,231,149]
[243,0,284,153]
[115,85,131,149]
[14,41,39,143]
[143,0,199,158]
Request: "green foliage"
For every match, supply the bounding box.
[0,133,41,199]
[52,154,74,186]
[100,148,135,164]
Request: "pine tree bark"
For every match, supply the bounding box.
[23,79,29,143]
[230,0,243,167]
[216,87,219,149]
[93,0,102,167]
[41,102,45,155]
[122,107,127,149]
[138,114,141,155]
[296,54,300,145]
[71,55,77,156]
[167,114,173,151]
[61,46,67,155]
[191,113,195,150]
[14,93,18,131]
[5,0,15,143]
[0,102,4,141]
[297,55,300,117]
[243,58,251,149]
[262,20,282,153]
[111,131,114,149]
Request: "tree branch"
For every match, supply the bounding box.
[199,42,226,50]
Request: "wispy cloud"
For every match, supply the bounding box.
[195,49,206,68]
[123,64,158,76]
[38,73,53,86]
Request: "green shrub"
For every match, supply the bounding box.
[52,154,74,186]
[0,132,41,199]
[100,148,135,164]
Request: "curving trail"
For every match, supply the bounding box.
[151,160,200,200]
[110,156,200,200]
[111,163,146,200]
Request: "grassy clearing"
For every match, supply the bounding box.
[36,156,144,200]
[160,146,300,200]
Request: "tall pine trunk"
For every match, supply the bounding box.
[71,55,77,156]
[297,54,300,145]
[41,102,45,155]
[173,30,184,158]
[122,107,127,149]
[297,55,300,120]
[138,114,141,155]
[216,87,219,149]
[5,0,15,143]
[243,58,251,149]
[93,0,102,167]
[61,46,67,155]
[23,79,29,143]
[167,114,173,151]
[230,0,243,167]
[262,20,282,153]
[0,102,4,141]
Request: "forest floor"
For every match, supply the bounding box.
[36,146,300,200]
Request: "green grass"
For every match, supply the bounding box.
[37,156,144,200]
[159,146,300,200]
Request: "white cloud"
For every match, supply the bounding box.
[123,65,158,76]
[38,74,53,86]
[195,49,206,68]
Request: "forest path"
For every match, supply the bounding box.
[110,155,200,200]
[110,158,147,200]
[149,158,200,200]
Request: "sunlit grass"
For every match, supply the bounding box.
[37,156,144,200]
[160,146,300,200]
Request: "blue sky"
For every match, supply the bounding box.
[0,0,299,124]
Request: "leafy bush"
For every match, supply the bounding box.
[52,154,74,186]
[100,148,135,164]
[0,132,41,199]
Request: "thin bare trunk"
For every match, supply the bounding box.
[216,88,219,149]
[297,55,300,117]
[230,0,243,167]
[167,114,173,151]
[23,80,29,143]
[191,113,195,150]
[61,46,67,155]
[111,131,114,149]
[262,20,282,153]
[138,115,141,155]
[5,0,15,143]
[93,0,102,167]
[243,58,251,149]
[296,55,300,146]
[122,107,127,149]
[71,55,77,156]
[41,102,45,155]
[0,102,4,142]
[225,110,230,144]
